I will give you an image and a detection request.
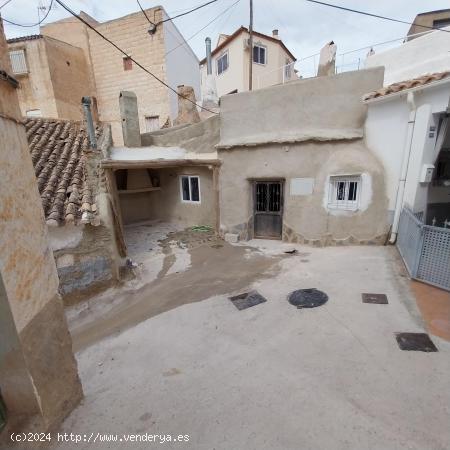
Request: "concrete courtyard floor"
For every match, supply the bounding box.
[56,227,450,450]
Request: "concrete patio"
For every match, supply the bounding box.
[55,235,450,450]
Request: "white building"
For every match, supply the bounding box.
[365,25,450,85]
[364,71,450,238]
[199,26,297,98]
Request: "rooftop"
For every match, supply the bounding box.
[363,71,450,101]
[25,117,102,226]
[7,34,42,44]
[200,26,296,65]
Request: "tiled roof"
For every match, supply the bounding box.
[25,118,100,226]
[364,71,450,100]
[7,34,43,44]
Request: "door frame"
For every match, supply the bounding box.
[252,179,284,240]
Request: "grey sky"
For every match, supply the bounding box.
[2,0,449,76]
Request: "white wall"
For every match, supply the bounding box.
[365,81,450,220]
[163,16,201,120]
[365,26,450,85]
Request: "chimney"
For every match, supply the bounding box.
[317,41,337,77]
[81,96,97,149]
[205,37,212,75]
[119,91,141,147]
[272,29,279,39]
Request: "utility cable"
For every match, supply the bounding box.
[165,0,240,56]
[54,0,217,114]
[2,0,53,27]
[303,0,450,34]
[157,0,219,25]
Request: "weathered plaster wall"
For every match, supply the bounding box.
[218,142,388,244]
[8,37,58,118]
[141,114,219,153]
[45,36,94,120]
[120,167,215,227]
[0,20,82,431]
[218,67,384,148]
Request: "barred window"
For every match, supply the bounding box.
[328,176,361,210]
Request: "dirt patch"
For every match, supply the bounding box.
[71,241,283,352]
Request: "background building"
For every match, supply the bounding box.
[407,9,450,40]
[200,26,297,98]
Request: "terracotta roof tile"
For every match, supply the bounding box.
[25,118,101,226]
[364,71,450,101]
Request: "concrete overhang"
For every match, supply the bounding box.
[216,128,364,150]
[101,146,220,169]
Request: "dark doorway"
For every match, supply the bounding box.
[253,180,283,239]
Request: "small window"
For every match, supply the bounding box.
[145,115,160,132]
[328,176,361,211]
[217,51,228,75]
[123,56,132,71]
[253,44,266,64]
[284,59,292,78]
[9,49,27,74]
[26,109,42,117]
[180,175,201,203]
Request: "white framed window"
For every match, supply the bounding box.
[253,44,266,64]
[284,59,292,78]
[145,115,159,132]
[180,175,201,203]
[216,51,229,75]
[9,49,27,74]
[328,175,361,211]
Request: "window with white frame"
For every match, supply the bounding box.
[216,51,228,75]
[253,44,266,64]
[328,176,361,210]
[284,58,292,78]
[180,175,200,203]
[9,49,27,74]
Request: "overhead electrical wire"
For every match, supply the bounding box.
[303,0,450,34]
[164,0,241,56]
[53,0,218,114]
[156,0,219,25]
[0,0,14,10]
[1,0,54,26]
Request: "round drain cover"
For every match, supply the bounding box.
[288,288,328,308]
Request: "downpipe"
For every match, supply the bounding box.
[389,91,416,244]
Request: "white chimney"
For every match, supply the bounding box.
[272,29,279,39]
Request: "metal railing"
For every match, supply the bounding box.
[397,207,450,291]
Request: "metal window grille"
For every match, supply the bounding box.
[217,52,228,75]
[328,176,360,210]
[9,49,27,74]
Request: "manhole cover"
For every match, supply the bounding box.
[395,333,438,352]
[362,293,388,304]
[288,288,328,308]
[229,291,267,310]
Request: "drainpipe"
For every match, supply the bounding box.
[205,37,212,76]
[82,96,97,149]
[389,91,416,243]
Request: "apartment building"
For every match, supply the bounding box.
[200,26,297,98]
[7,7,200,144]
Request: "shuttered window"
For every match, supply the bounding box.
[9,49,27,74]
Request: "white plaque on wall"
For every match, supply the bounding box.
[290,178,314,196]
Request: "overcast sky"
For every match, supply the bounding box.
[2,0,449,75]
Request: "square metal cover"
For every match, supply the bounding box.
[362,293,388,304]
[229,291,267,310]
[395,333,438,352]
